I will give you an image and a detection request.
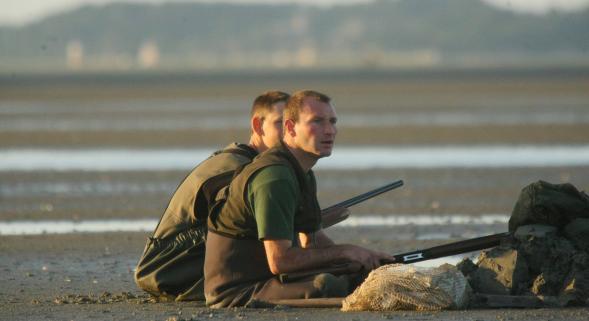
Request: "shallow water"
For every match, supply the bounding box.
[3,111,589,132]
[0,181,175,197]
[1,145,587,171]
[0,214,508,236]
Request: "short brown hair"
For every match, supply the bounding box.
[251,91,290,119]
[284,90,331,122]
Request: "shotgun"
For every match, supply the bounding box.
[280,232,512,283]
[321,180,404,228]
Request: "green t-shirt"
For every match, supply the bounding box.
[247,165,301,241]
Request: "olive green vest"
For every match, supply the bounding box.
[154,143,258,239]
[208,143,322,239]
[204,143,322,307]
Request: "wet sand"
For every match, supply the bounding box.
[3,167,587,221]
[1,69,589,319]
[3,232,589,321]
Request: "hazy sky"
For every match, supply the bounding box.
[2,0,589,26]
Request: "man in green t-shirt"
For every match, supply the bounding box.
[253,90,395,277]
[204,90,394,307]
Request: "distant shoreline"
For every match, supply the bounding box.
[3,64,589,82]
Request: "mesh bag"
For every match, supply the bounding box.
[342,264,471,311]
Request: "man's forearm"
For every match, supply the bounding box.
[272,244,350,274]
[265,237,392,274]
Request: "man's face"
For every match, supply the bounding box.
[260,102,285,148]
[291,98,337,159]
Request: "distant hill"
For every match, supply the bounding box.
[1,0,588,70]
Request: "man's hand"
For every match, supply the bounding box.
[339,244,395,271]
[321,206,350,228]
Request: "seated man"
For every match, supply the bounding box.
[134,91,289,301]
[204,90,394,308]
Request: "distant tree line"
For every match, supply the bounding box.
[0,0,587,68]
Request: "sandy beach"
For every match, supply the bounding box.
[1,69,589,320]
[3,232,589,321]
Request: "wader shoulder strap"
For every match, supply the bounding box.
[213,143,258,160]
[151,143,258,237]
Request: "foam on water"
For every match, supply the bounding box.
[0,181,176,197]
[0,219,157,235]
[340,214,508,226]
[1,145,587,171]
[0,117,249,131]
[2,111,589,132]
[0,214,508,236]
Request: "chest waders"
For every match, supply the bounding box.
[134,143,257,301]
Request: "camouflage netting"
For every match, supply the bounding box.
[341,264,471,311]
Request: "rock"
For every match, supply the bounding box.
[312,273,349,297]
[517,233,574,279]
[528,255,573,296]
[470,294,543,308]
[537,295,572,308]
[560,252,589,305]
[571,251,589,268]
[456,258,477,277]
[468,219,589,302]
[561,277,587,304]
[514,224,557,241]
[467,181,589,306]
[508,180,589,232]
[564,218,589,250]
[468,247,529,295]
[531,270,571,297]
[531,274,548,295]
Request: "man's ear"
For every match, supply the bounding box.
[251,116,264,136]
[284,119,296,137]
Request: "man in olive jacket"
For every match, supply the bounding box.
[134,91,290,300]
[205,90,394,307]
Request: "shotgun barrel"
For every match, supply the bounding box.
[322,179,404,212]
